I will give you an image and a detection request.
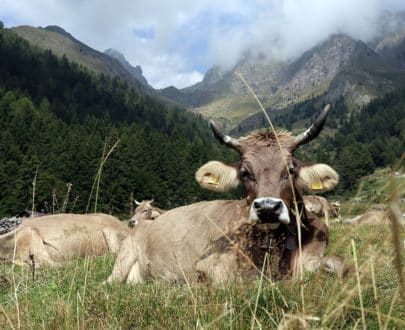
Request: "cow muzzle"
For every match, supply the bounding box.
[249,197,291,226]
[127,218,139,228]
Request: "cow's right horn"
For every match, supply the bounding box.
[134,200,141,206]
[293,104,331,150]
[210,120,242,153]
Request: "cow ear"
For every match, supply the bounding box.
[297,164,339,192]
[195,161,240,192]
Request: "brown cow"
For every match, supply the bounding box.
[341,210,392,225]
[303,195,340,226]
[0,213,130,267]
[106,105,347,285]
[127,200,166,227]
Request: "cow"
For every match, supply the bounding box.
[127,200,167,227]
[106,104,348,285]
[0,209,47,235]
[341,210,392,225]
[0,213,130,267]
[303,195,340,226]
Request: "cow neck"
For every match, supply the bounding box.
[203,220,292,280]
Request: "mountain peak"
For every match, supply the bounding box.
[104,48,149,87]
[44,25,75,41]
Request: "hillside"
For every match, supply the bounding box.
[10,25,151,92]
[0,26,238,218]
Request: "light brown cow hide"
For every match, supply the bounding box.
[0,213,130,267]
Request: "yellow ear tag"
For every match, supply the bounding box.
[207,175,220,185]
[311,181,324,190]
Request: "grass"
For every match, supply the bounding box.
[0,219,403,329]
[11,26,117,78]
[340,167,405,217]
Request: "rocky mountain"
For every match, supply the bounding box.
[374,31,405,69]
[9,23,405,130]
[104,48,151,88]
[10,25,151,93]
[179,34,405,128]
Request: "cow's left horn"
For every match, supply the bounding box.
[210,120,242,153]
[294,104,331,150]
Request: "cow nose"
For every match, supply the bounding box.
[250,197,291,225]
[254,199,282,212]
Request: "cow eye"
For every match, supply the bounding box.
[289,166,296,175]
[240,167,251,180]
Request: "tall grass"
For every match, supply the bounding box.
[0,221,403,328]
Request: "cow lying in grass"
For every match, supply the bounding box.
[303,195,340,226]
[127,200,166,227]
[0,213,130,267]
[107,105,349,285]
[341,210,391,225]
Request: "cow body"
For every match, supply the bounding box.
[109,200,333,284]
[342,210,392,225]
[0,213,130,267]
[303,195,340,225]
[107,105,348,284]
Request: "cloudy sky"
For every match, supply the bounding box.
[1,0,404,88]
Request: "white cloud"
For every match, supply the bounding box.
[1,0,404,88]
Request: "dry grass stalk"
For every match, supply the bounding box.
[383,287,400,330]
[31,167,38,216]
[52,188,57,214]
[174,253,198,317]
[61,182,72,213]
[86,138,120,213]
[388,175,404,303]
[236,72,305,311]
[250,252,268,330]
[370,260,382,329]
[0,303,15,330]
[351,239,366,330]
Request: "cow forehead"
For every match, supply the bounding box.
[239,130,295,149]
[136,202,153,212]
[242,145,293,170]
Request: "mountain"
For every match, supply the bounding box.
[9,23,405,131]
[374,30,405,69]
[10,25,151,92]
[104,48,151,88]
[170,33,405,129]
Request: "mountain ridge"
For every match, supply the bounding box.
[9,23,405,130]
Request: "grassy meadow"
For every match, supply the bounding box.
[0,169,403,329]
[0,221,403,329]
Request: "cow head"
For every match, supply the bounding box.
[196,105,338,228]
[128,199,156,227]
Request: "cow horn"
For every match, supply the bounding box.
[134,200,141,206]
[210,120,242,153]
[294,104,331,149]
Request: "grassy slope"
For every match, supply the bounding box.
[340,167,405,217]
[11,26,117,78]
[0,222,403,329]
[191,80,332,128]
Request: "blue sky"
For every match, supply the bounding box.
[1,0,404,88]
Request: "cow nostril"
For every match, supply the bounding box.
[273,201,282,212]
[254,201,261,209]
